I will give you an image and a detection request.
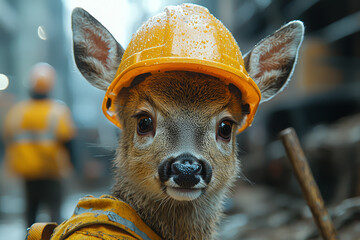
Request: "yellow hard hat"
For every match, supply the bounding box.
[103,3,261,132]
[29,62,56,94]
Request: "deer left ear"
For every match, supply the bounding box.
[244,21,304,103]
[72,8,124,91]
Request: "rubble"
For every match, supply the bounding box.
[220,184,360,240]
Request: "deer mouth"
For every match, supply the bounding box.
[166,186,204,201]
[162,176,207,201]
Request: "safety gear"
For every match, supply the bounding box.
[26,222,57,240]
[3,99,75,180]
[26,195,161,240]
[29,63,56,94]
[103,3,261,133]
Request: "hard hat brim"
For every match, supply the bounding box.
[102,58,261,133]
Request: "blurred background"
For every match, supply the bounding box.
[0,0,359,239]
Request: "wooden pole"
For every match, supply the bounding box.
[279,128,338,240]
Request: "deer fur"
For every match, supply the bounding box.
[71,6,304,240]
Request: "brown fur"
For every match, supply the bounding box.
[112,71,246,240]
[71,7,304,239]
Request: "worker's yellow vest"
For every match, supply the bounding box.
[26,195,161,240]
[3,99,75,180]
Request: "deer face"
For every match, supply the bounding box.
[114,71,247,201]
[71,6,303,202]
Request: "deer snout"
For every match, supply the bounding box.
[158,153,212,189]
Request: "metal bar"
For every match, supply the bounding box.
[279,127,338,240]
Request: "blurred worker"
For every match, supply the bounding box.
[3,62,76,227]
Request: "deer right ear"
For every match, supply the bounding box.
[244,21,304,103]
[71,8,124,90]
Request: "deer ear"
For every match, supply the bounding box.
[244,21,304,103]
[71,8,124,90]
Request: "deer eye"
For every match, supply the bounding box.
[137,115,154,135]
[217,119,233,141]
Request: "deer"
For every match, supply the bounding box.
[71,3,304,240]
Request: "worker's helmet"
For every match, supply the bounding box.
[103,3,261,132]
[29,62,56,94]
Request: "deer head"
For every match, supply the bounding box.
[72,4,303,239]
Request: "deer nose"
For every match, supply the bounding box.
[158,153,212,188]
[171,157,202,188]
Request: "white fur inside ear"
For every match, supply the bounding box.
[246,21,304,103]
[72,8,124,90]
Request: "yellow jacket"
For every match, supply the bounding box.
[3,99,75,180]
[27,195,161,240]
